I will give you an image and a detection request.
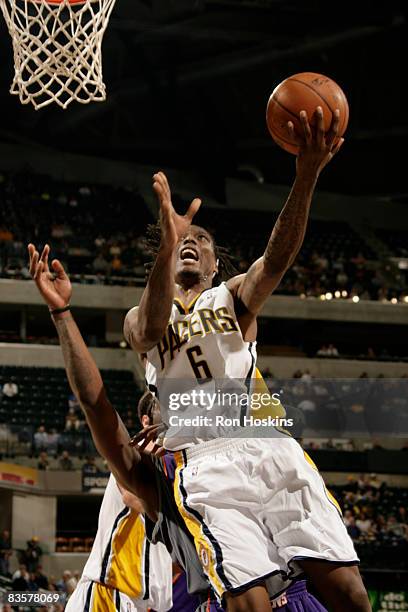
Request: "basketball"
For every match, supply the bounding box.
[266,72,349,155]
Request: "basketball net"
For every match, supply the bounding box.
[0,0,117,110]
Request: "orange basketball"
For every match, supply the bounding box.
[266,72,349,155]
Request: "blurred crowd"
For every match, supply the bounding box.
[0,530,84,611]
[335,475,408,569]
[0,169,407,301]
[260,368,408,438]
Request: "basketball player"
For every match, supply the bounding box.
[124,108,371,612]
[65,474,172,612]
[64,387,173,611]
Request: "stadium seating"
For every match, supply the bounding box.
[0,365,141,456]
[1,169,402,300]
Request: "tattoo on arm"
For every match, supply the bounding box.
[264,178,315,275]
[55,314,103,408]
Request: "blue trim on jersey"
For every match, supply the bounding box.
[115,589,121,611]
[83,581,93,612]
[179,449,233,593]
[241,341,256,425]
[99,507,130,584]
[143,536,151,600]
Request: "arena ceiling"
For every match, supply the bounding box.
[0,0,407,200]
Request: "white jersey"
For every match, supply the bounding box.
[145,283,257,450]
[70,474,172,611]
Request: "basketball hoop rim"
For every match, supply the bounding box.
[25,0,97,5]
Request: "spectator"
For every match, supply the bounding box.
[336,269,348,287]
[110,255,122,273]
[300,369,312,383]
[33,565,49,590]
[2,380,18,397]
[397,506,407,524]
[92,253,109,274]
[297,398,316,413]
[346,517,361,540]
[12,564,30,590]
[386,516,408,539]
[343,510,354,528]
[58,450,73,471]
[67,393,80,411]
[47,428,60,456]
[22,537,43,572]
[34,425,49,453]
[28,571,40,591]
[0,529,12,576]
[327,343,340,357]
[56,570,77,596]
[65,407,80,431]
[355,513,372,534]
[316,345,329,357]
[82,456,97,474]
[38,451,50,470]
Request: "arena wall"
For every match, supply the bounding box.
[1,280,407,324]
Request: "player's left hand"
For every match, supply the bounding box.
[153,171,201,254]
[287,106,344,179]
[28,243,72,310]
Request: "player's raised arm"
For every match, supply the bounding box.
[28,243,158,517]
[229,107,344,317]
[124,172,201,353]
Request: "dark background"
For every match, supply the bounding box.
[0,0,407,199]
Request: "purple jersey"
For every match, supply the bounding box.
[169,571,223,612]
[271,581,327,611]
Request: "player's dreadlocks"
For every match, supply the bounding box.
[142,221,238,284]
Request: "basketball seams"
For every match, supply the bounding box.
[266,73,349,154]
[289,76,349,136]
[288,77,337,117]
[268,95,301,123]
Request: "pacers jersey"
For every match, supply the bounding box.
[145,283,257,450]
[80,474,172,611]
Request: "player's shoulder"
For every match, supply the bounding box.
[123,306,139,342]
[225,274,246,296]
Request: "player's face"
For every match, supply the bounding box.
[175,225,218,283]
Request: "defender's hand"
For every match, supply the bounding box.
[129,422,167,451]
[28,243,72,310]
[153,172,201,253]
[286,106,344,179]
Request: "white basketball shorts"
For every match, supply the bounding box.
[173,436,359,601]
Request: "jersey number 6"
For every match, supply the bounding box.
[186,346,212,382]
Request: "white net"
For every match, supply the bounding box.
[0,0,117,110]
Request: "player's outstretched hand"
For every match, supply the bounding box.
[129,422,168,453]
[152,171,201,253]
[28,243,72,311]
[286,106,344,179]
